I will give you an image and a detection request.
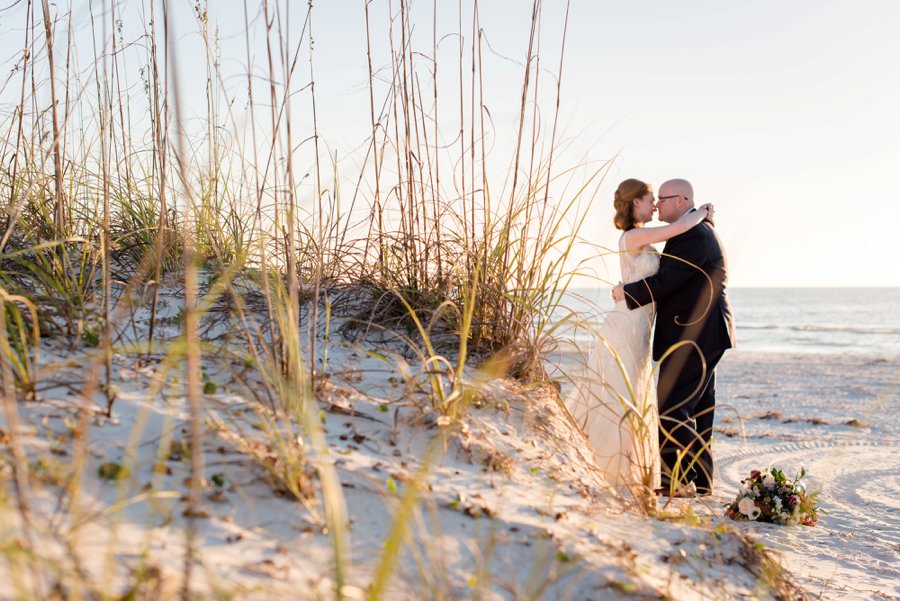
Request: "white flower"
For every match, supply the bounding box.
[738,497,759,520]
[763,473,776,489]
[773,496,783,511]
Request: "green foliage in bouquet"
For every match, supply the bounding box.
[725,467,820,526]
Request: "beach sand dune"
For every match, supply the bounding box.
[0,302,815,600]
[1,291,895,599]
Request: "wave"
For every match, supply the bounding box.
[738,323,900,336]
[789,324,900,335]
[739,323,778,331]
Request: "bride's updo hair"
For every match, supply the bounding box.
[613,178,650,231]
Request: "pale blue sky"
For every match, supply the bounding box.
[558,1,900,287]
[2,1,897,287]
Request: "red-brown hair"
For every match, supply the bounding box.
[613,178,649,231]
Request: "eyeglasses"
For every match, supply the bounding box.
[657,194,686,204]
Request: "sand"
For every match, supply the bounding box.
[712,351,899,601]
[1,288,896,599]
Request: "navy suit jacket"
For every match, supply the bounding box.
[623,218,736,362]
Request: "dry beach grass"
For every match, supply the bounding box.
[0,1,825,599]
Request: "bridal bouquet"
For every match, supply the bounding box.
[724,467,819,526]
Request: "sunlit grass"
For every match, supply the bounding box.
[0,0,802,598]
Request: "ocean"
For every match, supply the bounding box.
[556,287,900,357]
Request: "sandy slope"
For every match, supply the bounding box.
[0,288,803,600]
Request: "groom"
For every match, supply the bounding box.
[612,179,735,496]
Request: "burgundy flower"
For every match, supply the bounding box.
[727,467,818,526]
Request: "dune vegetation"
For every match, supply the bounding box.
[0,1,804,599]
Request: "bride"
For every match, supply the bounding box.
[567,178,713,491]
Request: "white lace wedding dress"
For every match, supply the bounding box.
[566,235,661,490]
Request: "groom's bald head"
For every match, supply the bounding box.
[660,179,694,202]
[657,179,695,223]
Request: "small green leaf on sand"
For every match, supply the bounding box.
[98,462,130,481]
[82,330,100,348]
[151,463,171,475]
[612,581,637,592]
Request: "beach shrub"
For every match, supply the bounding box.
[0,291,40,398]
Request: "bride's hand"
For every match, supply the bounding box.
[676,205,712,227]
